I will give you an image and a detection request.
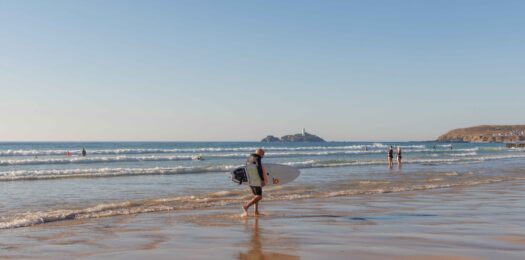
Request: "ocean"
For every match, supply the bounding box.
[1,141,525,230]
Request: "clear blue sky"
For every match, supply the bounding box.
[1,0,524,141]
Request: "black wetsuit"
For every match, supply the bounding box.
[246,153,264,196]
[388,149,394,159]
[397,150,402,159]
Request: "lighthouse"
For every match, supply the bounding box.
[302,128,306,136]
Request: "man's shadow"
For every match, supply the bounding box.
[238,217,299,260]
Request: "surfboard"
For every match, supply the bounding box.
[230,163,300,187]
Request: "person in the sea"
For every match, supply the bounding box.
[241,148,266,217]
[397,146,402,165]
[81,147,87,157]
[387,146,394,168]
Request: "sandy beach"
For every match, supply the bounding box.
[2,178,524,259]
[3,0,525,258]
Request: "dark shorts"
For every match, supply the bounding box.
[250,186,262,196]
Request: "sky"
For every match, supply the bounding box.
[1,0,524,141]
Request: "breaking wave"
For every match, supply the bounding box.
[0,165,238,181]
[0,144,450,157]
[2,153,525,181]
[1,171,522,229]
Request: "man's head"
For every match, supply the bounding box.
[255,148,265,157]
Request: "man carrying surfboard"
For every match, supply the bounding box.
[241,148,266,217]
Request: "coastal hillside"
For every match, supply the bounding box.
[437,125,525,143]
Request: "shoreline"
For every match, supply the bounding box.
[2,179,525,259]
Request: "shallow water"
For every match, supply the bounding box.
[1,141,524,229]
[2,179,524,259]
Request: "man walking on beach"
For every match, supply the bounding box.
[241,148,266,217]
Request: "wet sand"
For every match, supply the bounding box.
[2,180,525,259]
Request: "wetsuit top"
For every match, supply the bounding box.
[246,153,264,182]
[388,149,393,158]
[397,150,402,158]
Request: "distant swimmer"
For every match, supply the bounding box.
[81,147,87,157]
[387,146,394,169]
[397,147,402,166]
[192,155,204,161]
[66,150,71,157]
[242,148,266,217]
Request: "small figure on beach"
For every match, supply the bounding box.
[242,148,266,217]
[387,146,394,169]
[397,147,402,166]
[192,155,204,161]
[81,147,87,157]
[66,150,71,157]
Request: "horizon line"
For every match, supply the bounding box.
[0,139,441,143]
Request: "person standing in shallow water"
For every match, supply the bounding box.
[387,146,394,169]
[242,149,266,217]
[397,147,402,166]
[81,147,87,157]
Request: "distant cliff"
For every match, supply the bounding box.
[261,132,325,142]
[437,125,525,143]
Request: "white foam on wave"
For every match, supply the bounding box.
[449,152,478,157]
[2,170,524,229]
[0,165,238,181]
[0,146,367,157]
[0,155,195,166]
[0,153,269,166]
[0,144,495,159]
[286,153,525,168]
[0,144,413,157]
[0,150,386,166]
[0,200,177,229]
[2,152,524,181]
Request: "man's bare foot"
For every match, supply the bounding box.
[254,211,265,216]
[241,205,248,217]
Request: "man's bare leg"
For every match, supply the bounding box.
[254,201,261,216]
[241,204,249,217]
[241,195,261,217]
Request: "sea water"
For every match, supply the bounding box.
[1,141,524,229]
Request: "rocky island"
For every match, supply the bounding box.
[437,125,525,143]
[261,129,325,142]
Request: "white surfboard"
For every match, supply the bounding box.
[231,163,300,187]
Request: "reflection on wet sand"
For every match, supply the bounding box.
[2,180,525,259]
[239,217,299,260]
